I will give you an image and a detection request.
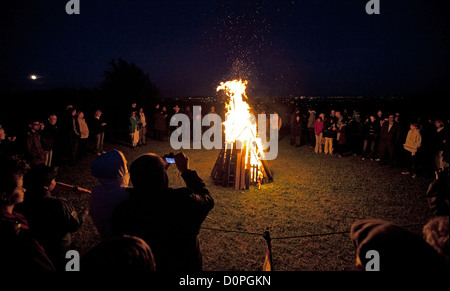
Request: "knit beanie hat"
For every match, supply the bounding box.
[350,219,447,271]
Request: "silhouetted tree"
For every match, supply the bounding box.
[102,58,159,107]
[101,58,159,135]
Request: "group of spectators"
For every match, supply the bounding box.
[0,104,107,169]
[1,101,448,272]
[287,106,449,271]
[289,107,449,179]
[0,148,214,271]
[129,102,219,144]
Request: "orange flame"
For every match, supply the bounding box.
[217,79,266,179]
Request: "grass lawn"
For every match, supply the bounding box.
[55,135,435,271]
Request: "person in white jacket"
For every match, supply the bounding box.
[402,123,422,178]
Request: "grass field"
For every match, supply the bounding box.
[55,134,435,271]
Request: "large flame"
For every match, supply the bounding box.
[217,79,265,181]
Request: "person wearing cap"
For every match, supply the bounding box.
[112,152,214,271]
[89,150,130,239]
[350,219,447,271]
[402,122,422,178]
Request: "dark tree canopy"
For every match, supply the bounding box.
[102,58,159,108]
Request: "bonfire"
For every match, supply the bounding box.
[211,79,272,189]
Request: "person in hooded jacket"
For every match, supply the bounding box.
[112,152,214,271]
[89,150,130,239]
[17,165,88,270]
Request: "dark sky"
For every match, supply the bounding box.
[1,0,448,98]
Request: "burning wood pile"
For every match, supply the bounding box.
[211,80,273,190]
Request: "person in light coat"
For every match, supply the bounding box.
[402,122,422,178]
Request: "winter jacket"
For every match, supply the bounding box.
[25,131,46,166]
[91,117,106,135]
[403,128,422,155]
[77,118,89,139]
[112,169,214,271]
[129,116,140,133]
[323,121,337,139]
[314,121,324,136]
[379,122,401,146]
[0,209,56,271]
[307,111,316,129]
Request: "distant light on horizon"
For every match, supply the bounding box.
[30,74,37,80]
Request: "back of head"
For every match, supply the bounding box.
[23,164,58,201]
[350,219,447,271]
[82,235,156,272]
[423,216,449,265]
[91,150,129,185]
[129,153,168,194]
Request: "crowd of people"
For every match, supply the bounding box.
[288,107,449,179]
[0,104,108,170]
[287,106,449,271]
[0,149,214,271]
[1,100,448,272]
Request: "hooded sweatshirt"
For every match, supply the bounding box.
[89,150,130,239]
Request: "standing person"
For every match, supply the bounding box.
[112,152,214,271]
[314,116,324,154]
[377,114,401,166]
[361,116,380,161]
[25,120,46,167]
[169,105,182,140]
[330,110,337,123]
[153,108,167,141]
[129,111,140,148]
[138,108,148,146]
[335,112,347,157]
[91,110,107,156]
[402,122,422,178]
[89,150,130,239]
[162,106,169,138]
[292,115,303,147]
[203,106,216,135]
[290,108,300,146]
[376,110,383,123]
[129,102,138,116]
[0,156,56,272]
[77,111,89,159]
[185,105,193,140]
[435,118,449,171]
[271,111,282,141]
[41,115,58,167]
[323,117,337,155]
[151,104,160,139]
[67,108,80,165]
[348,109,363,155]
[307,108,316,147]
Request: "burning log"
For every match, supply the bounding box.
[211,80,273,190]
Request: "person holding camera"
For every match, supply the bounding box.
[112,152,214,271]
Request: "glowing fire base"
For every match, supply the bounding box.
[211,141,273,190]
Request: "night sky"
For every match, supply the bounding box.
[1,0,449,98]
